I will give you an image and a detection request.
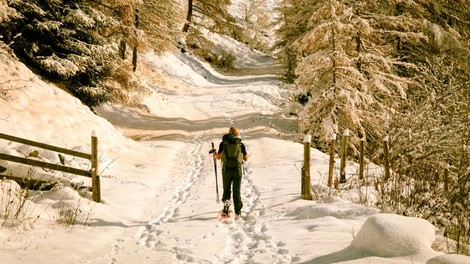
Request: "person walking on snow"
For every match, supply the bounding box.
[213,127,248,218]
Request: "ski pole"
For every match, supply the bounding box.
[209,142,220,203]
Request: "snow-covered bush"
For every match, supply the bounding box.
[378,53,470,254]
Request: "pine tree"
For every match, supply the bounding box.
[282,0,422,152]
[183,0,235,34]
[113,0,183,71]
[140,0,183,53]
[0,0,120,107]
[0,0,183,105]
[275,0,316,82]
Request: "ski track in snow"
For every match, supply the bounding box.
[138,136,206,248]
[130,138,293,264]
[133,74,293,263]
[92,134,210,264]
[217,160,292,264]
[84,54,297,263]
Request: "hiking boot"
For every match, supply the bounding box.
[222,200,231,214]
[234,214,242,221]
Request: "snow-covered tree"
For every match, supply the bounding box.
[232,0,274,52]
[0,0,182,105]
[291,0,470,250]
[284,0,425,153]
[384,35,470,254]
[182,0,235,35]
[279,0,469,152]
[278,0,469,249]
[275,0,317,82]
[0,0,121,107]
[139,0,183,53]
[110,0,183,71]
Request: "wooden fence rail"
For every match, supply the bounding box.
[0,132,101,202]
[304,130,393,195]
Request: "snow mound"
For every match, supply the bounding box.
[426,254,470,264]
[287,196,379,220]
[0,179,23,214]
[351,213,435,257]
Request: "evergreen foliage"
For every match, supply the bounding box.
[0,0,182,107]
[0,0,120,107]
[184,0,235,34]
[139,0,183,53]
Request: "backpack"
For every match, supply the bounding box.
[221,133,243,168]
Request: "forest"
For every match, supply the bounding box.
[0,0,469,254]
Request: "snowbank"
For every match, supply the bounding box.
[351,214,436,257]
[427,254,470,264]
[287,196,379,220]
[305,213,444,263]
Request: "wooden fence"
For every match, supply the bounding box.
[0,132,101,202]
[302,130,392,199]
[301,135,313,200]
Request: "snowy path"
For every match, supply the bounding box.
[84,53,306,263]
[86,54,461,263]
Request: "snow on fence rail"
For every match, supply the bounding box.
[0,132,101,202]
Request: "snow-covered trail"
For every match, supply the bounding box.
[3,50,452,264]
[97,53,296,143]
[80,52,415,264]
[84,53,305,263]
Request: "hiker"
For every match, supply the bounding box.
[213,127,248,218]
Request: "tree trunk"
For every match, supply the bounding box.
[119,40,126,59]
[356,32,362,71]
[132,8,140,72]
[132,46,138,72]
[330,0,337,90]
[183,0,193,32]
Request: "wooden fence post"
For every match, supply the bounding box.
[302,135,312,200]
[340,129,349,183]
[328,133,336,188]
[359,135,365,181]
[91,131,101,203]
[383,134,390,181]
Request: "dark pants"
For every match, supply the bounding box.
[222,166,243,214]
